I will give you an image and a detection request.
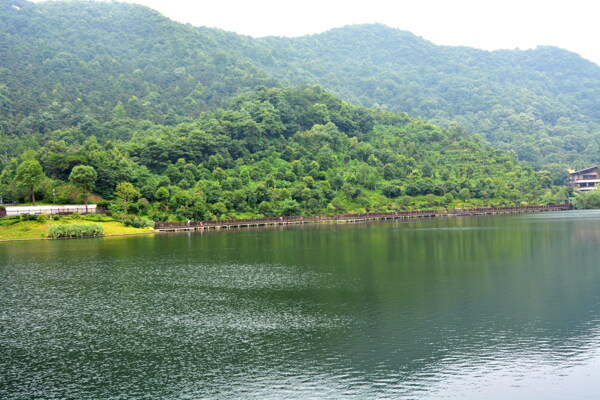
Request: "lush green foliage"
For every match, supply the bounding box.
[0,1,581,220]
[0,215,19,226]
[572,190,600,209]
[69,165,96,192]
[0,84,564,220]
[0,0,276,139]
[1,2,598,173]
[19,213,40,222]
[114,182,141,213]
[76,212,115,222]
[122,216,155,228]
[15,159,45,204]
[69,164,96,206]
[48,223,104,238]
[256,25,600,169]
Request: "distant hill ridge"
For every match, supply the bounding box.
[255,24,600,167]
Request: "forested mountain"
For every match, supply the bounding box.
[2,2,600,170]
[2,84,562,220]
[0,0,581,218]
[0,0,277,137]
[255,24,600,168]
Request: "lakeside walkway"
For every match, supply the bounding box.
[155,204,573,232]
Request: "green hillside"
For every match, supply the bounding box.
[2,2,600,170]
[255,24,600,168]
[0,1,576,219]
[1,83,563,220]
[0,0,276,136]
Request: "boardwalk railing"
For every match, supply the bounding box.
[155,203,573,231]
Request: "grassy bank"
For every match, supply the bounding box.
[0,216,155,241]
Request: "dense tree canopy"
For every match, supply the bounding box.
[69,164,96,209]
[15,159,44,204]
[1,2,599,172]
[0,85,570,220]
[255,24,600,169]
[0,1,586,218]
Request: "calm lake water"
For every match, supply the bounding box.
[2,210,600,399]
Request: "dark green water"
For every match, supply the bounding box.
[2,210,600,399]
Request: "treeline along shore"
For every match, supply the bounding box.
[155,204,573,232]
[2,2,591,224]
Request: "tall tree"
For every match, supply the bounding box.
[115,182,141,214]
[69,165,97,212]
[15,160,44,205]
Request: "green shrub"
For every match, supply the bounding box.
[128,202,140,214]
[82,213,113,222]
[48,223,104,238]
[37,212,50,223]
[572,190,600,209]
[122,216,155,228]
[20,214,38,221]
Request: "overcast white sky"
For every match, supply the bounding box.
[42,0,600,66]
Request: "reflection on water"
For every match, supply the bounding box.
[1,210,600,399]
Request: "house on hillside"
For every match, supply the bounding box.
[569,166,600,192]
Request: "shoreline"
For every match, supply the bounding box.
[156,204,573,233]
[0,204,573,243]
[0,230,156,243]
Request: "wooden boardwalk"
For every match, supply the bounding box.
[155,204,573,232]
